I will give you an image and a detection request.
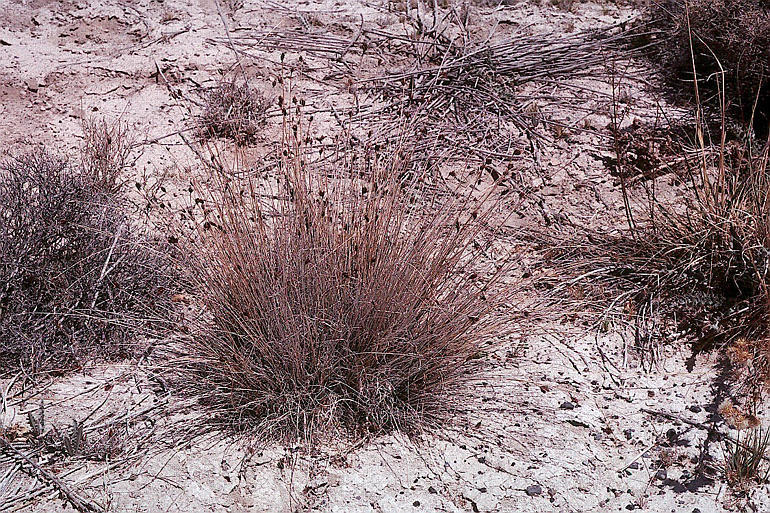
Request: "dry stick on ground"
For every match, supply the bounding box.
[212,0,250,87]
[0,467,52,513]
[0,438,103,512]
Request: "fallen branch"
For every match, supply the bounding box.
[0,437,103,512]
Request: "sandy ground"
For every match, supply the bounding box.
[0,0,766,511]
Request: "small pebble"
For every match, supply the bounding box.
[526,484,542,496]
[560,401,575,410]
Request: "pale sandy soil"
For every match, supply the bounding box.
[0,0,766,511]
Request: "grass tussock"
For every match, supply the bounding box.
[199,78,269,144]
[640,135,770,358]
[649,0,770,134]
[167,124,514,442]
[0,137,167,376]
[556,102,770,377]
[721,418,770,489]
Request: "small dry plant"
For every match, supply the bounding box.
[0,139,168,376]
[722,425,770,488]
[198,78,269,144]
[167,116,514,442]
[80,117,134,194]
[25,402,124,461]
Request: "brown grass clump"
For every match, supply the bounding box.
[649,0,770,135]
[166,123,514,442]
[0,146,168,376]
[556,104,770,378]
[198,78,269,143]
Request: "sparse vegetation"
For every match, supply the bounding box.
[80,118,134,195]
[24,401,124,461]
[8,0,770,508]
[557,116,770,368]
[165,120,514,442]
[722,420,770,488]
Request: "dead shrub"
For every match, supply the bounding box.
[165,123,514,442]
[648,0,770,135]
[198,78,269,143]
[0,149,168,376]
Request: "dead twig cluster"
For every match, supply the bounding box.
[0,147,170,377]
[0,437,103,512]
[354,20,656,159]
[198,78,270,144]
[211,12,655,163]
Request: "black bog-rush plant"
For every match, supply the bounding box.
[170,120,515,442]
[0,148,166,376]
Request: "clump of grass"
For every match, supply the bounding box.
[0,143,167,376]
[198,78,269,144]
[648,0,770,135]
[634,129,770,343]
[167,121,514,442]
[723,426,770,488]
[551,88,770,374]
[721,401,770,489]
